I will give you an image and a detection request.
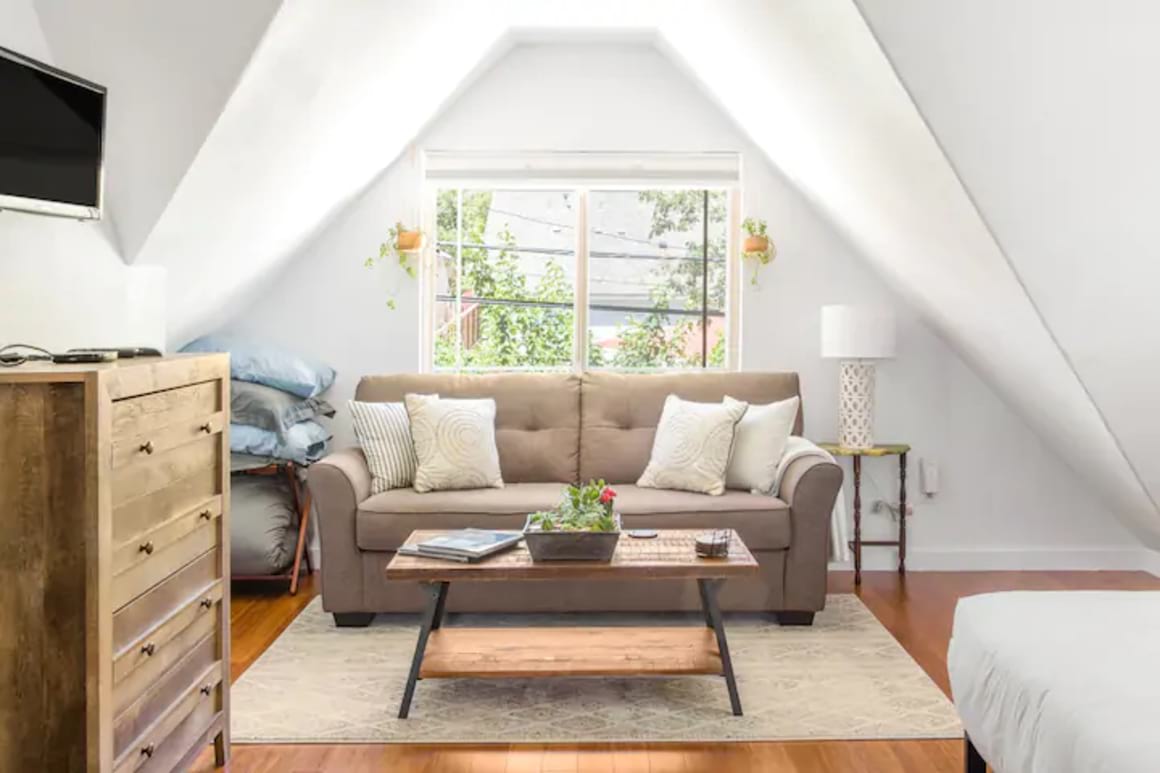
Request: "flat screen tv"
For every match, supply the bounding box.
[0,45,106,219]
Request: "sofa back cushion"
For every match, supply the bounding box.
[580,372,803,484]
[355,373,580,483]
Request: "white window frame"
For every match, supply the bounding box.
[419,151,742,373]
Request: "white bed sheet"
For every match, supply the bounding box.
[948,591,1160,773]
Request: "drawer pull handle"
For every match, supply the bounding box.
[140,642,156,656]
[139,541,154,555]
[198,509,212,521]
[199,597,213,610]
[140,743,155,758]
[200,684,213,696]
[199,422,213,434]
[139,440,154,455]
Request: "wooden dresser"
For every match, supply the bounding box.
[0,355,231,773]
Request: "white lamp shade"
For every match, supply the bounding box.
[821,305,896,359]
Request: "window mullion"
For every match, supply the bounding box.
[574,188,589,373]
[727,186,741,370]
[701,189,709,368]
[455,188,463,371]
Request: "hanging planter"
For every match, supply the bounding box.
[395,224,423,253]
[741,217,775,286]
[364,222,423,310]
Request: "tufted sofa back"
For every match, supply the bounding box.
[355,372,581,483]
[354,371,802,485]
[579,372,802,483]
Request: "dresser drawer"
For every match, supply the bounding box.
[113,670,222,773]
[112,434,220,507]
[114,548,220,654]
[113,495,221,573]
[112,518,220,610]
[137,704,220,773]
[111,410,225,469]
[114,633,217,759]
[112,380,220,441]
[113,465,219,546]
[114,582,222,705]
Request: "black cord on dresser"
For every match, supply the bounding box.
[0,343,53,366]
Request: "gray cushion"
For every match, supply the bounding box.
[230,473,299,575]
[355,483,789,552]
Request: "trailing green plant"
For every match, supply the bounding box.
[528,480,618,532]
[741,216,775,286]
[364,222,422,310]
[741,216,768,239]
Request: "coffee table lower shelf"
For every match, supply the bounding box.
[419,626,724,678]
[397,578,744,719]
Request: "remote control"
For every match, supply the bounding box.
[69,347,162,358]
[53,351,118,364]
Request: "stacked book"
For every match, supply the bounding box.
[397,529,523,563]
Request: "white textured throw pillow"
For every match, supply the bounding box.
[637,395,749,496]
[725,396,800,494]
[404,394,504,493]
[349,400,418,494]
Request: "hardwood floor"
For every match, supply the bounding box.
[194,570,1160,772]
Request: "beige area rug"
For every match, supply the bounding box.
[232,595,960,743]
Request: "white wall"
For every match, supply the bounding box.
[857,0,1160,551]
[34,0,283,260]
[222,43,1144,569]
[0,0,165,350]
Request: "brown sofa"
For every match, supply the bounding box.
[308,371,843,626]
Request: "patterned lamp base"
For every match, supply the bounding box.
[838,360,876,450]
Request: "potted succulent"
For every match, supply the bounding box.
[741,216,776,286]
[524,480,621,561]
[364,222,424,310]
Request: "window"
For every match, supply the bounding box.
[434,189,577,370]
[587,189,727,369]
[424,153,739,372]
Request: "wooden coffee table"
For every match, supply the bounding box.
[385,529,759,719]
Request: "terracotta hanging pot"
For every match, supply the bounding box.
[743,234,769,254]
[396,223,422,252]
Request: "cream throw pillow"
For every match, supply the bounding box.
[404,394,503,493]
[637,395,748,496]
[725,396,800,494]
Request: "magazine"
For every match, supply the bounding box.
[398,529,523,563]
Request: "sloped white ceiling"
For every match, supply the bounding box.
[855,0,1160,544]
[83,0,1156,544]
[33,0,282,257]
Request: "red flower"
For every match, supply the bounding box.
[599,487,617,505]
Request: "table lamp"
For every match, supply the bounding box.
[821,305,896,449]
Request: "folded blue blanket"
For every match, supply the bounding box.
[230,421,331,465]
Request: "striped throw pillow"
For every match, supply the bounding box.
[349,400,417,493]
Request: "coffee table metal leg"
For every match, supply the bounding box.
[398,581,449,719]
[430,581,450,630]
[698,578,743,716]
[696,579,714,628]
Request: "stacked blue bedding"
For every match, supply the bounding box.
[181,333,336,465]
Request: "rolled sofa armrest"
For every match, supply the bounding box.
[306,447,372,613]
[779,452,844,612]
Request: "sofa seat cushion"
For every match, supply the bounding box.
[356,483,789,552]
[613,485,790,551]
[357,482,567,550]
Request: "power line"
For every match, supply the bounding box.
[434,294,724,318]
[435,241,726,264]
